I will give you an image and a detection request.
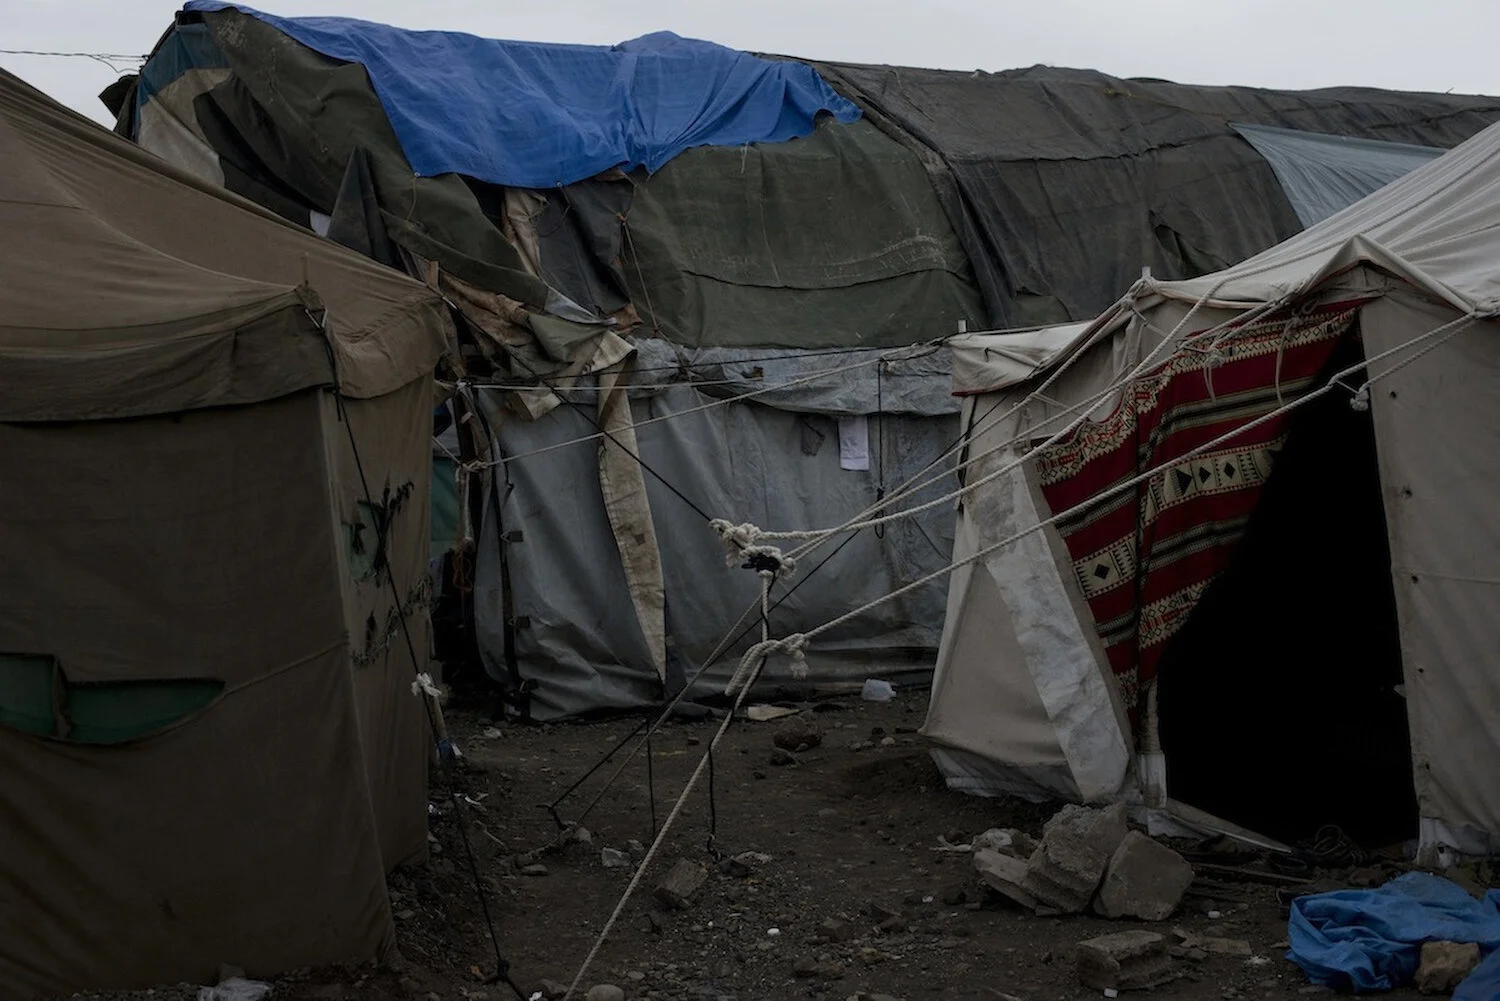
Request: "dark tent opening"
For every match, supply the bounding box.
[1156,330,1418,849]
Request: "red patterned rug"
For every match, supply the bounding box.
[1032,304,1362,721]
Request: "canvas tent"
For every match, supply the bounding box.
[927,117,1500,862]
[0,68,452,999]
[112,2,1500,720]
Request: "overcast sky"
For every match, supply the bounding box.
[4,0,1499,125]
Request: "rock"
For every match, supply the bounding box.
[654,859,709,909]
[570,826,594,845]
[537,981,569,1000]
[972,828,1037,858]
[601,848,631,868]
[1199,937,1251,957]
[1021,804,1130,914]
[774,727,822,753]
[819,917,856,943]
[1415,941,1480,994]
[769,748,799,767]
[847,740,874,752]
[627,839,647,857]
[1093,831,1194,921]
[974,848,1039,910]
[793,957,822,979]
[626,971,646,983]
[877,914,908,934]
[941,883,975,907]
[867,901,903,923]
[585,986,625,1001]
[879,737,897,748]
[521,864,549,877]
[1075,930,1173,991]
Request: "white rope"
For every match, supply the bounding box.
[559,609,780,1001]
[729,298,1291,562]
[746,309,1479,660]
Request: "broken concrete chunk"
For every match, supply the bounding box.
[1075,930,1173,990]
[1093,831,1195,921]
[1022,803,1130,914]
[1415,941,1480,994]
[1198,937,1252,957]
[653,859,708,910]
[974,848,1039,911]
[819,916,856,943]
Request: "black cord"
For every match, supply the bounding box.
[503,349,716,522]
[646,732,658,839]
[333,393,525,999]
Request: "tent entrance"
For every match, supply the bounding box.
[1155,333,1416,849]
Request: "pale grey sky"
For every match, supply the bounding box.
[3,0,1498,125]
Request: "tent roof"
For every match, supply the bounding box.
[1126,119,1500,318]
[0,68,452,421]
[948,323,1093,396]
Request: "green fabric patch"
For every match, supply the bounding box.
[0,654,224,744]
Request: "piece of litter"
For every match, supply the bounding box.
[1207,910,1223,919]
[922,896,934,904]
[1246,955,1271,967]
[767,928,780,937]
[482,727,503,739]
[861,679,896,702]
[198,979,271,1001]
[1103,990,1119,999]
[747,704,801,722]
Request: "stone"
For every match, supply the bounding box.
[879,737,897,748]
[774,727,822,753]
[769,748,799,767]
[1199,938,1252,957]
[1075,930,1173,991]
[819,917,856,943]
[627,839,647,857]
[793,957,822,979]
[1415,941,1481,994]
[570,826,594,845]
[585,986,625,1001]
[538,981,569,1000]
[521,864,549,877]
[601,848,631,868]
[877,914,908,934]
[1093,831,1195,921]
[654,859,709,910]
[972,828,1037,857]
[974,848,1039,911]
[867,900,903,923]
[1021,803,1130,914]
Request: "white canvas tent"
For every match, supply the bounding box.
[926,117,1500,863]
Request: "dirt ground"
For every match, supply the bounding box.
[73,691,1444,1001]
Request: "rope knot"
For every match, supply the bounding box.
[709,518,763,565]
[1349,384,1371,412]
[724,633,810,695]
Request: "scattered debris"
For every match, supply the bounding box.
[719,851,772,877]
[974,848,1039,911]
[1022,804,1129,914]
[600,848,631,869]
[773,727,822,753]
[1075,930,1173,991]
[747,704,801,722]
[860,679,896,702]
[654,859,709,910]
[197,978,271,1001]
[1093,831,1195,921]
[1415,941,1481,994]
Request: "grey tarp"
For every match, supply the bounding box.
[621,117,985,349]
[474,368,960,718]
[811,62,1500,328]
[0,68,450,998]
[1233,123,1444,228]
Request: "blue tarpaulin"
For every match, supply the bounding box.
[182,1,862,188]
[1288,873,1500,994]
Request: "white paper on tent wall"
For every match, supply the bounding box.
[838,416,870,471]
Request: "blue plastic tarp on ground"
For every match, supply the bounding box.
[1288,873,1500,994]
[183,1,862,188]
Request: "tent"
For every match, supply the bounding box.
[111,3,1500,720]
[0,68,452,998]
[927,116,1500,862]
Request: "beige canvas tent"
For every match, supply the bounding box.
[0,69,453,999]
[927,116,1500,864]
